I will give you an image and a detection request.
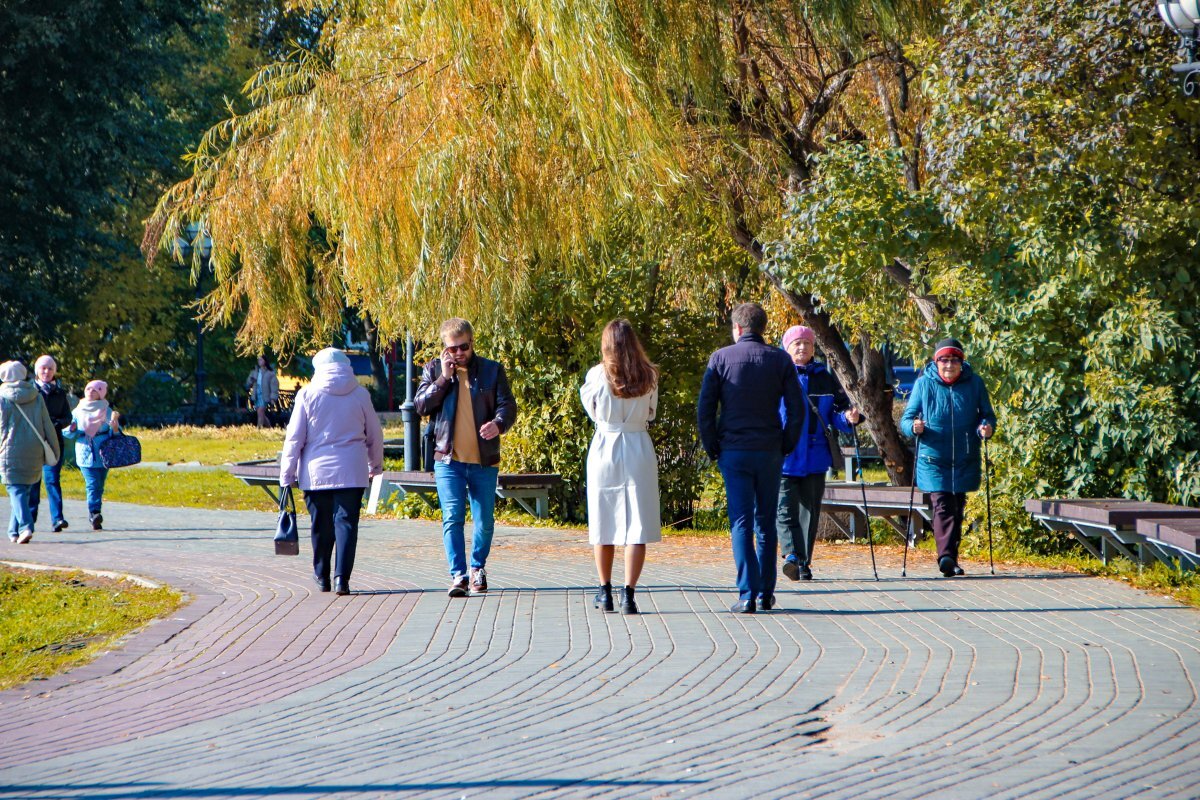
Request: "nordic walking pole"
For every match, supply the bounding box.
[983,432,995,575]
[903,422,921,578]
[854,432,879,581]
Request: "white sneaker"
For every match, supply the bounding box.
[16,529,33,544]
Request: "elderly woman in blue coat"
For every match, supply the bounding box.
[900,338,995,577]
[777,326,861,581]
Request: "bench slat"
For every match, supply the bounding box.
[1135,518,1200,553]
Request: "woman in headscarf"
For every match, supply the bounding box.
[900,338,996,577]
[280,348,384,596]
[1,361,60,543]
[63,380,121,530]
[31,355,73,532]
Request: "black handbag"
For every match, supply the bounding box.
[274,487,300,556]
[805,394,843,477]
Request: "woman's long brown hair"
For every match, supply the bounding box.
[602,319,658,398]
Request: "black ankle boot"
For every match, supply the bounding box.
[619,585,638,615]
[594,583,614,612]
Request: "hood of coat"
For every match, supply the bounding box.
[308,362,361,396]
[796,360,828,378]
[0,380,38,405]
[922,358,976,386]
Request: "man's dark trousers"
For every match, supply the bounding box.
[305,487,365,582]
[778,472,826,566]
[719,449,784,603]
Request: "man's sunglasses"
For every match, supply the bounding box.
[445,342,473,353]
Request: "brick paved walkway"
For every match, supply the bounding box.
[0,496,1198,799]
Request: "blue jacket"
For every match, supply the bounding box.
[899,361,996,493]
[697,333,804,459]
[780,361,856,477]
[63,406,117,469]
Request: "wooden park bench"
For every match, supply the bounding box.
[821,481,932,541]
[1024,498,1200,567]
[1136,518,1200,572]
[364,470,562,518]
[226,460,562,519]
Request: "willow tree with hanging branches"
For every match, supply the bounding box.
[148,0,942,482]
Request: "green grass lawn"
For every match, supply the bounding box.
[133,425,286,464]
[0,565,181,689]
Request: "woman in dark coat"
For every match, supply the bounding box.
[32,355,73,532]
[900,338,995,577]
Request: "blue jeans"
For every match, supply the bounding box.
[718,449,784,603]
[80,467,108,515]
[31,455,66,526]
[434,460,499,577]
[6,484,36,538]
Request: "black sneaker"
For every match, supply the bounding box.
[448,574,469,597]
[952,564,965,577]
[939,556,956,577]
[799,564,813,581]
[53,520,68,533]
[90,513,103,531]
[782,559,800,582]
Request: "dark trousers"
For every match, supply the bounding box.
[930,491,968,564]
[718,449,784,603]
[777,473,826,565]
[304,487,365,582]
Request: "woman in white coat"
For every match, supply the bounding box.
[580,319,661,615]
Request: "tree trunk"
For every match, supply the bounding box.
[362,312,389,410]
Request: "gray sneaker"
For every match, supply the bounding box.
[470,567,488,594]
[448,574,469,597]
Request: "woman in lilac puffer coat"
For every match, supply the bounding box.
[280,348,384,596]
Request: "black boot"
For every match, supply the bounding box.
[619,585,639,615]
[594,583,614,612]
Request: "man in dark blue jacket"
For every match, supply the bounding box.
[698,303,804,613]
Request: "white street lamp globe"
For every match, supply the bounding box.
[1160,0,1197,33]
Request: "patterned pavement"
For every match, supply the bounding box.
[0,496,1198,799]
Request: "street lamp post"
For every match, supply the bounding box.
[1159,1,1200,94]
[172,223,213,421]
[401,332,420,470]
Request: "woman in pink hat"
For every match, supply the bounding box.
[63,379,121,530]
[777,326,861,581]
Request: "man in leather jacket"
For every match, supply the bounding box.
[415,318,518,597]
